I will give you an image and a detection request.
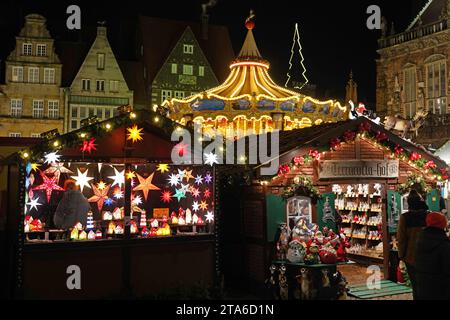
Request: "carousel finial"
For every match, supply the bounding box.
[245,10,256,30]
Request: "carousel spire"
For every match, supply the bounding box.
[238,10,262,60]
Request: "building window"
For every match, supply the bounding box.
[96,80,105,92]
[174,91,185,99]
[44,68,55,84]
[22,43,32,56]
[161,90,172,103]
[82,79,91,91]
[403,67,417,119]
[32,100,44,118]
[71,120,78,130]
[79,106,86,119]
[10,99,23,118]
[426,60,447,115]
[171,64,178,74]
[199,66,205,77]
[110,80,119,92]
[9,132,22,138]
[183,64,193,75]
[71,106,78,118]
[36,44,47,56]
[48,101,59,119]
[31,133,41,138]
[28,67,39,83]
[183,44,194,54]
[97,53,105,69]
[12,66,24,82]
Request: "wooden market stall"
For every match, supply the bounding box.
[2,109,219,299]
[227,117,449,293]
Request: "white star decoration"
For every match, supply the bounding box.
[192,201,200,212]
[195,175,203,185]
[205,211,214,223]
[108,167,125,188]
[132,195,143,206]
[180,183,190,193]
[204,152,219,166]
[26,197,42,212]
[177,169,186,180]
[44,152,61,165]
[168,174,180,187]
[71,168,94,192]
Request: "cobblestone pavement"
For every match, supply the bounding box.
[338,264,413,300]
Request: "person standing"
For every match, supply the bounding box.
[54,180,91,229]
[415,212,450,300]
[396,189,428,299]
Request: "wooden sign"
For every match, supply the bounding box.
[318,160,399,179]
[153,208,170,219]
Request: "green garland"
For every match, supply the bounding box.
[397,173,431,195]
[281,175,322,203]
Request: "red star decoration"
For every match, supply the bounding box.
[203,188,211,199]
[88,183,111,212]
[80,138,97,154]
[32,172,65,203]
[160,190,173,204]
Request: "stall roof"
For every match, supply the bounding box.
[435,140,450,164]
[2,110,191,165]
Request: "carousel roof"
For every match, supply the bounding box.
[164,14,347,123]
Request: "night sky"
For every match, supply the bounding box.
[1,0,429,105]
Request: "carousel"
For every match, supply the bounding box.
[163,14,348,137]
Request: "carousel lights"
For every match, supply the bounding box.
[229,61,270,69]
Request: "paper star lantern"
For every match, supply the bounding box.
[195,175,203,185]
[26,197,42,212]
[157,164,170,173]
[45,163,73,183]
[88,183,111,212]
[127,125,144,143]
[205,211,214,223]
[132,172,161,201]
[126,171,136,180]
[204,173,213,184]
[177,169,186,180]
[204,152,219,166]
[203,188,211,199]
[191,187,201,198]
[180,183,190,194]
[184,170,194,182]
[44,152,61,165]
[113,187,123,200]
[199,201,208,211]
[173,188,186,202]
[32,172,65,203]
[104,198,114,206]
[192,201,200,212]
[71,168,94,193]
[97,181,107,190]
[167,174,180,187]
[132,194,143,206]
[160,190,173,204]
[108,167,125,188]
[80,138,97,154]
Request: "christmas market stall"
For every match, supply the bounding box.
[3,109,218,299]
[234,117,449,299]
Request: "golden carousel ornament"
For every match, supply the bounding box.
[163,11,348,137]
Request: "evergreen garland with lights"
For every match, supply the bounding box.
[281,175,321,203]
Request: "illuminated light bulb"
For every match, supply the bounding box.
[152,105,158,112]
[53,140,60,147]
[22,152,29,159]
[154,117,160,123]
[176,127,182,132]
[80,133,87,138]
[130,112,137,119]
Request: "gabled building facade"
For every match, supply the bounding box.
[376,0,450,147]
[137,16,235,107]
[65,25,133,131]
[0,14,64,137]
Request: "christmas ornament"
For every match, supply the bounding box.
[173,188,186,202]
[194,175,203,185]
[410,152,422,161]
[343,130,356,142]
[86,211,94,231]
[44,151,61,165]
[113,207,123,220]
[191,187,201,198]
[26,196,42,212]
[130,220,138,234]
[160,190,173,203]
[115,224,124,235]
[127,125,144,143]
[88,183,111,212]
[79,230,87,240]
[330,138,341,150]
[32,172,65,203]
[168,173,180,187]
[204,173,213,184]
[287,240,305,263]
[204,152,219,166]
[108,168,125,188]
[183,169,194,182]
[157,164,170,173]
[132,194,143,206]
[126,170,136,180]
[186,209,192,224]
[132,172,160,201]
[104,198,114,206]
[140,211,147,228]
[88,230,96,240]
[103,211,113,220]
[80,138,97,154]
[70,228,79,240]
[205,211,214,223]
[95,229,103,239]
[192,201,200,212]
[192,213,199,224]
[97,181,106,190]
[203,188,211,199]
[71,168,94,192]
[375,131,388,142]
[199,201,208,211]
[107,221,115,235]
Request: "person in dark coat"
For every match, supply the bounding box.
[396,189,428,299]
[415,212,450,300]
[53,180,90,229]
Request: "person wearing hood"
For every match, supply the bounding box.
[396,189,428,299]
[415,212,450,300]
[54,180,90,229]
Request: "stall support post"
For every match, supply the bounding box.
[213,166,223,295]
[120,163,132,297]
[13,163,26,299]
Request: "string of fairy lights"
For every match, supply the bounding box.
[285,23,309,90]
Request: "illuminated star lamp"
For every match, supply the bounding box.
[132,172,161,201]
[160,190,173,204]
[167,173,180,187]
[32,172,65,203]
[80,138,97,154]
[127,125,144,143]
[71,168,94,193]
[173,188,186,202]
[88,183,111,212]
[205,211,214,223]
[195,175,203,185]
[126,171,136,180]
[108,167,125,188]
[204,173,213,184]
[184,169,194,182]
[157,164,170,173]
[204,152,219,166]
[203,188,211,199]
[26,197,42,212]
[199,201,208,211]
[44,151,61,165]
[192,201,200,212]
